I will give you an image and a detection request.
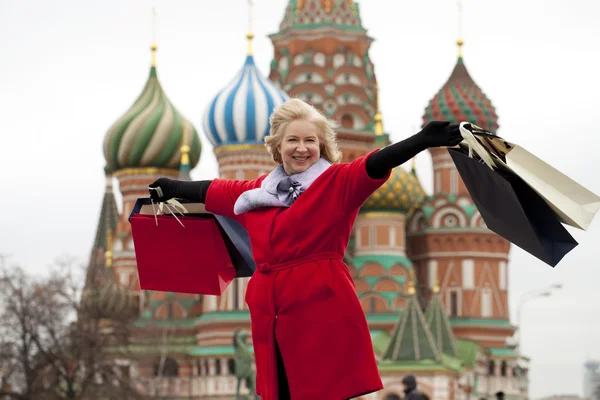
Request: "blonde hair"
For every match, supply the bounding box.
[265,98,343,164]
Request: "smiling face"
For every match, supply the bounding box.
[278,119,321,175]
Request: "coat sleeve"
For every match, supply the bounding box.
[337,149,391,212]
[204,178,261,224]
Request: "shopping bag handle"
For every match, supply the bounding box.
[128,197,187,228]
[458,122,496,169]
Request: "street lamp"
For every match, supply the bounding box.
[515,284,562,353]
[513,284,562,400]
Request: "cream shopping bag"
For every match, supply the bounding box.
[460,123,600,231]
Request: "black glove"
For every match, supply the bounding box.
[366,121,463,179]
[148,178,212,203]
[417,121,463,148]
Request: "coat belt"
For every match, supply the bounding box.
[257,252,342,273]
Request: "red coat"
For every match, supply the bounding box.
[205,151,389,400]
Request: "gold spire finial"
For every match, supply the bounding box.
[247,0,254,55]
[151,7,158,66]
[180,123,190,166]
[407,269,416,295]
[457,38,464,58]
[433,279,440,293]
[374,83,384,136]
[105,229,113,268]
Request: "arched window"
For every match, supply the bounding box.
[488,360,496,376]
[341,114,354,128]
[228,358,236,375]
[154,358,179,377]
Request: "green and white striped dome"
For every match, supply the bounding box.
[103,44,201,173]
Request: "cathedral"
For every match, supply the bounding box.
[90,1,529,398]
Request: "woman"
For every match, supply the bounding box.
[149,99,461,399]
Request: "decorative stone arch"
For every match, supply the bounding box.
[287,65,326,82]
[340,113,355,128]
[431,206,468,229]
[409,209,427,232]
[374,278,401,292]
[359,262,386,277]
[334,104,370,129]
[154,301,187,320]
[393,296,406,310]
[346,263,357,277]
[389,264,409,278]
[354,277,370,292]
[470,209,485,228]
[334,88,370,104]
[331,66,369,86]
[359,293,388,313]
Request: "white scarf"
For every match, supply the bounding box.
[233,158,331,215]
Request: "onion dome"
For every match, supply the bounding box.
[362,166,424,214]
[103,43,201,173]
[202,33,289,148]
[422,39,499,132]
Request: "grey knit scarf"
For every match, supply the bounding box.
[233,158,331,215]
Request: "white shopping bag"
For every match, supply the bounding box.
[459,123,600,231]
[496,145,600,231]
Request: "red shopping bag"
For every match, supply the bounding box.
[129,201,239,295]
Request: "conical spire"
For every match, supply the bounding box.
[425,282,459,357]
[383,276,441,362]
[421,38,499,133]
[85,173,119,290]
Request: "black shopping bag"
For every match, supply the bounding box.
[449,148,578,267]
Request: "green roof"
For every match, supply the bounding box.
[488,347,518,358]
[370,330,391,356]
[198,311,251,321]
[455,339,480,367]
[188,345,255,357]
[351,254,413,270]
[425,293,459,357]
[383,294,441,362]
[450,318,514,329]
[366,313,401,324]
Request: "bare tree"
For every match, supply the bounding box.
[0,255,142,399]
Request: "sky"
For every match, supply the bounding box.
[1,0,599,398]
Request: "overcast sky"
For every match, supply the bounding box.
[1,0,599,398]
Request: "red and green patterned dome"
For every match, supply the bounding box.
[422,40,499,132]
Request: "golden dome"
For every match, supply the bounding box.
[362,166,425,214]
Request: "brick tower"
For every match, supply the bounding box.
[407,38,514,360]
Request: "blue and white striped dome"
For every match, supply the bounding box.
[203,55,289,147]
